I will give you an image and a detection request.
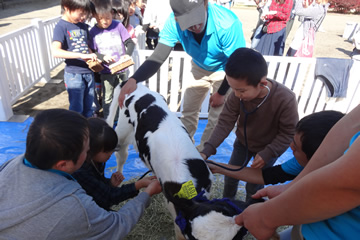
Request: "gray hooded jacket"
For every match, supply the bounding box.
[0,155,150,240]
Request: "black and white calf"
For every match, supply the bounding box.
[107,83,244,240]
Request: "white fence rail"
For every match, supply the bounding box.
[1,16,359,121]
[134,50,360,119]
[0,16,63,121]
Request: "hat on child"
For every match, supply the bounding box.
[170,0,206,31]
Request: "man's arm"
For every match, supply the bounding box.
[118,43,172,108]
[130,43,172,82]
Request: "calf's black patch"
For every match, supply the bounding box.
[186,159,212,193]
[133,94,167,168]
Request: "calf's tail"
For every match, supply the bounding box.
[106,84,121,127]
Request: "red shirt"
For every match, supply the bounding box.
[264,0,293,34]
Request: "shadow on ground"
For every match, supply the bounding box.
[0,0,59,19]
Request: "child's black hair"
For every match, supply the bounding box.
[25,109,89,170]
[112,0,131,28]
[92,0,113,16]
[225,48,268,87]
[296,110,344,160]
[61,0,93,15]
[87,118,118,159]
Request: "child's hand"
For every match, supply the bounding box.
[103,55,115,64]
[144,178,162,197]
[135,176,157,190]
[111,172,125,187]
[251,154,265,168]
[209,92,225,108]
[80,53,97,61]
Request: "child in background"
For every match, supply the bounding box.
[286,0,329,57]
[128,0,143,28]
[72,117,158,210]
[111,0,138,45]
[200,48,299,203]
[52,0,97,118]
[89,0,135,119]
[254,0,293,56]
[86,1,103,117]
[142,0,172,50]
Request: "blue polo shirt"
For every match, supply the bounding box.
[159,3,246,72]
[302,131,360,239]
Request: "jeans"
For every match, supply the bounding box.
[64,71,94,118]
[223,138,277,202]
[251,24,264,49]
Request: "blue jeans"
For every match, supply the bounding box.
[251,24,264,49]
[64,72,94,118]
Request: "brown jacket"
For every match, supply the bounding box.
[202,79,299,163]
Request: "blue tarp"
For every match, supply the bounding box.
[0,118,293,180]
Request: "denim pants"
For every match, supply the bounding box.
[64,72,95,118]
[251,24,264,49]
[223,138,277,202]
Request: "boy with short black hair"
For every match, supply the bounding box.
[207,110,344,185]
[52,0,97,118]
[72,117,158,210]
[201,47,299,202]
[89,0,135,118]
[0,109,162,239]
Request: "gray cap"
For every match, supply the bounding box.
[170,0,206,31]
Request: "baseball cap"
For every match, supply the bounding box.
[170,0,206,31]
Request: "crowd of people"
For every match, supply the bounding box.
[1,0,359,239]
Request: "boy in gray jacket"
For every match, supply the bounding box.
[0,109,161,239]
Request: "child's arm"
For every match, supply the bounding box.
[134,176,157,190]
[51,41,97,61]
[206,160,265,184]
[73,169,140,209]
[111,172,125,187]
[124,38,135,56]
[207,159,297,185]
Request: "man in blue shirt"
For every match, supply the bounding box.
[118,0,246,151]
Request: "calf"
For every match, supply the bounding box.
[107,83,244,240]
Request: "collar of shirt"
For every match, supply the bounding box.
[23,158,77,181]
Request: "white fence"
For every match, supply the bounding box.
[0,16,63,121]
[1,16,359,121]
[134,50,360,119]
